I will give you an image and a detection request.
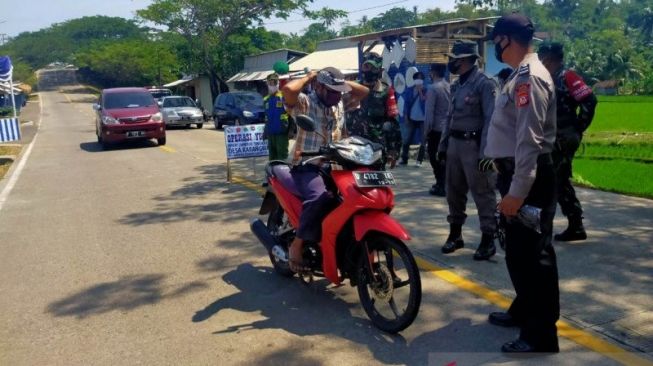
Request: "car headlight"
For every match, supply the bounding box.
[166,110,177,117]
[243,110,254,118]
[151,112,163,122]
[102,115,119,125]
[337,142,383,166]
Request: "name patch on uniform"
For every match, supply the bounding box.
[516,83,530,107]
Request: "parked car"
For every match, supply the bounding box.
[94,87,166,148]
[148,88,172,101]
[159,96,204,129]
[212,91,265,129]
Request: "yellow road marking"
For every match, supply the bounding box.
[231,174,651,365]
[159,146,176,153]
[416,253,651,366]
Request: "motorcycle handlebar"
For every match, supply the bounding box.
[300,151,323,157]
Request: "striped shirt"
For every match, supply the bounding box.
[289,91,346,165]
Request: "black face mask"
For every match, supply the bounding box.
[495,36,511,63]
[447,60,461,75]
[363,70,380,83]
[318,88,342,107]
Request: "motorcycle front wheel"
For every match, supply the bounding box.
[266,205,295,277]
[357,234,422,333]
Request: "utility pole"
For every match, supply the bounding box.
[0,34,7,45]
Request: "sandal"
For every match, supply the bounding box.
[288,242,309,273]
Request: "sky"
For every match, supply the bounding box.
[1,0,458,38]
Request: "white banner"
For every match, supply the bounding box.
[224,124,268,160]
[0,118,21,142]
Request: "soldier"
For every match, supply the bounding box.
[538,42,597,242]
[484,13,560,353]
[346,52,402,168]
[424,63,451,196]
[438,40,499,261]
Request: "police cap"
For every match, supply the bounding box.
[486,12,534,41]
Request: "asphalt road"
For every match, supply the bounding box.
[0,73,650,365]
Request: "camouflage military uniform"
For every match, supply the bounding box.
[346,81,402,163]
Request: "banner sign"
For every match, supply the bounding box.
[0,118,21,142]
[224,124,268,159]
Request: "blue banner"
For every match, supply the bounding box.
[0,56,12,80]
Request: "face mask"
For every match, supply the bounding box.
[363,71,380,83]
[448,60,461,75]
[414,79,424,86]
[320,89,342,107]
[268,85,278,94]
[495,36,511,63]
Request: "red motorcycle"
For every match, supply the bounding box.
[250,115,421,333]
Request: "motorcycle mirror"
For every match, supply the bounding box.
[295,114,316,132]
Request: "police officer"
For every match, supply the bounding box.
[538,42,597,242]
[346,52,402,168]
[439,40,499,260]
[424,63,450,196]
[485,13,560,353]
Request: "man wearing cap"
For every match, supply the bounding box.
[282,67,369,272]
[346,52,402,168]
[485,13,560,353]
[538,42,597,242]
[438,40,499,261]
[263,73,292,161]
[424,63,450,196]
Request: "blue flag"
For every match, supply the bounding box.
[0,56,12,81]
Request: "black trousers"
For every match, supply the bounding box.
[496,155,560,350]
[552,146,583,218]
[426,131,445,187]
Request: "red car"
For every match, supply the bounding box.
[94,87,166,148]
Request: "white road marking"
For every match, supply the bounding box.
[0,94,41,213]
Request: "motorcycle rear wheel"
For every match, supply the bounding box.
[266,205,295,277]
[357,234,422,333]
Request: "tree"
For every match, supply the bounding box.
[137,0,313,100]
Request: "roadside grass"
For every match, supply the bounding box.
[571,95,653,198]
[0,145,22,180]
[572,158,653,198]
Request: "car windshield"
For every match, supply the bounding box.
[150,89,172,99]
[163,97,196,108]
[104,92,155,109]
[234,93,263,108]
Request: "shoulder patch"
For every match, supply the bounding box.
[518,64,530,76]
[516,83,530,108]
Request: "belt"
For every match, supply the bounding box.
[494,153,553,174]
[450,129,481,140]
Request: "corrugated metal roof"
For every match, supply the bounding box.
[288,43,384,74]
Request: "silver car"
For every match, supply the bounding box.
[160,96,204,129]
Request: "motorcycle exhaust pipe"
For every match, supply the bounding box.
[250,218,288,262]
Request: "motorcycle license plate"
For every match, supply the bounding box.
[353,171,396,187]
[126,131,146,138]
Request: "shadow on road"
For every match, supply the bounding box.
[47,274,207,319]
[79,140,159,153]
[118,164,257,227]
[192,263,508,365]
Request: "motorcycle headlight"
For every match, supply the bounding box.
[102,115,119,125]
[337,143,382,166]
[243,110,254,118]
[151,112,163,122]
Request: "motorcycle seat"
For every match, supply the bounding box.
[266,162,302,197]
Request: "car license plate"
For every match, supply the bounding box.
[126,131,146,138]
[353,171,396,187]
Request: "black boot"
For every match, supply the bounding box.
[441,224,464,254]
[554,215,587,242]
[473,233,496,260]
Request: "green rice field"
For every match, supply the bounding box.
[572,95,653,198]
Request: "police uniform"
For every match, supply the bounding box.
[439,42,499,259]
[485,53,560,352]
[550,66,597,240]
[424,76,450,194]
[346,81,402,165]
